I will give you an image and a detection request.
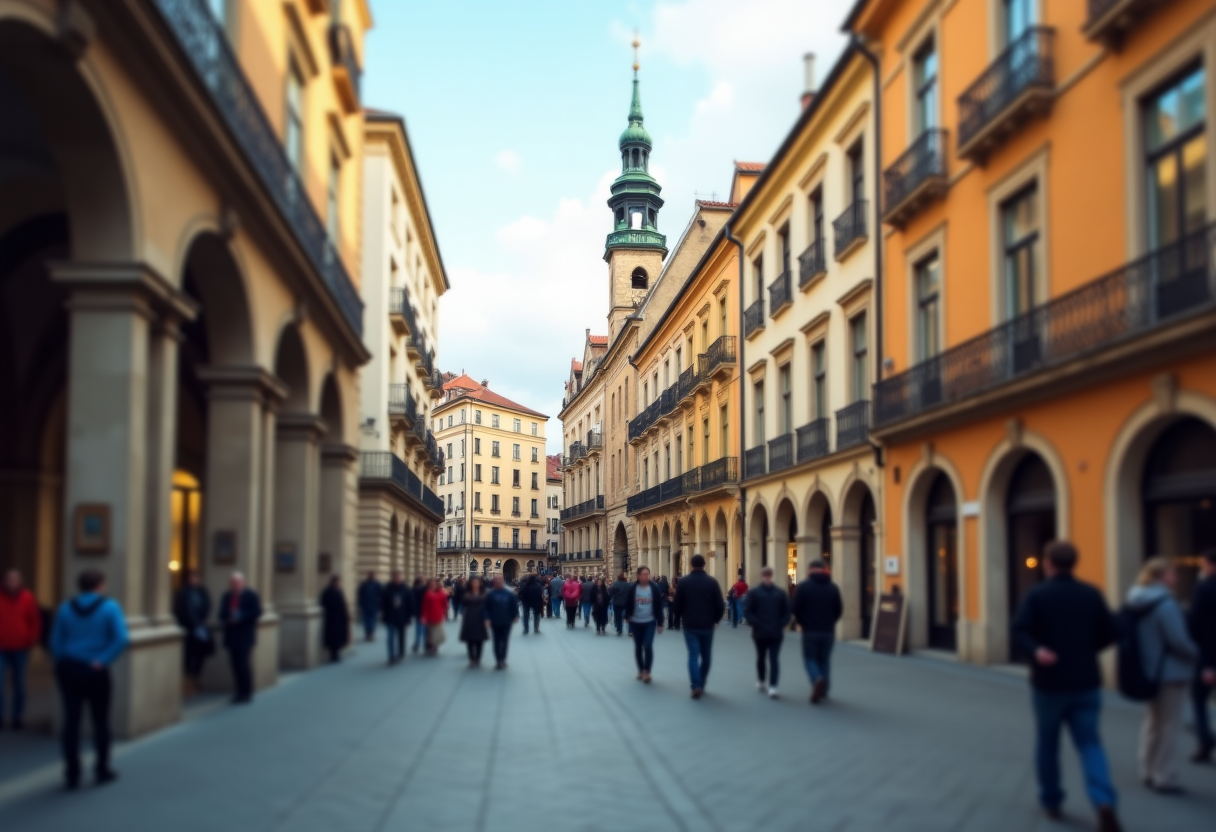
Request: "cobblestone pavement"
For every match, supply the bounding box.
[1,617,1212,832]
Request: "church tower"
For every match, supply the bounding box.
[605,39,666,340]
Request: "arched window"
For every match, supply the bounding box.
[1144,417,1216,599]
[631,267,648,290]
[631,148,640,168]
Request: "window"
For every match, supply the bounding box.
[531,499,539,517]
[530,529,538,546]
[459,464,465,482]
[531,422,538,436]
[474,410,482,424]
[491,494,500,512]
[643,457,649,489]
[631,267,648,289]
[811,341,827,419]
[753,380,765,444]
[1003,0,1036,44]
[474,525,481,544]
[847,140,865,205]
[512,469,520,488]
[460,439,466,457]
[753,254,764,301]
[513,419,521,433]
[474,492,482,510]
[447,415,453,428]
[512,443,521,460]
[531,447,539,463]
[1001,185,1040,318]
[779,225,791,276]
[512,497,520,516]
[446,494,452,512]
[447,466,452,482]
[512,528,520,546]
[492,527,499,545]
[663,359,670,388]
[474,438,481,455]
[913,37,938,134]
[810,188,824,244]
[915,253,942,358]
[1143,65,1206,250]
[688,426,695,468]
[779,364,792,434]
[675,348,682,374]
[446,443,453,459]
[285,59,304,179]
[703,418,710,462]
[675,436,682,475]
[718,406,728,458]
[664,445,671,480]
[531,472,539,489]
[851,313,869,402]
[492,441,500,458]
[719,297,727,337]
[474,464,482,482]
[491,466,500,484]
[326,151,340,242]
[492,414,500,428]
[701,318,710,351]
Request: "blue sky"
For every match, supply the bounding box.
[363,0,849,452]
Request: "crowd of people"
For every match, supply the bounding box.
[0,541,1212,831]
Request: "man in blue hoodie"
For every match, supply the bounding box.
[483,575,519,670]
[50,569,129,790]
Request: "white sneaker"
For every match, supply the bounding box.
[768,687,778,699]
[756,681,765,692]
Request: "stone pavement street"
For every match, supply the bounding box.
[1,618,1213,832]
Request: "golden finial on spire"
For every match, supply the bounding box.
[632,32,640,74]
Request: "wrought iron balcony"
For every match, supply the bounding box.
[799,240,827,289]
[836,401,871,450]
[958,28,1055,162]
[658,383,679,423]
[628,457,739,514]
[387,383,416,426]
[744,444,767,479]
[566,441,587,466]
[466,541,548,553]
[659,475,685,504]
[833,200,869,261]
[883,129,948,228]
[586,429,603,451]
[744,298,765,339]
[678,356,709,403]
[706,336,737,379]
[681,466,701,494]
[388,288,408,335]
[626,483,663,514]
[768,270,793,318]
[796,418,830,463]
[151,0,363,337]
[359,451,443,520]
[327,23,361,114]
[874,223,1216,429]
[1084,0,1171,46]
[699,456,739,491]
[560,495,605,521]
[767,434,794,473]
[627,398,662,442]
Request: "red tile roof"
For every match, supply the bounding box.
[587,335,608,346]
[696,200,739,210]
[571,359,583,373]
[442,373,484,392]
[546,454,562,480]
[457,387,548,419]
[735,161,765,172]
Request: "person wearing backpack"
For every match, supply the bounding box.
[1189,549,1216,763]
[1011,540,1120,832]
[1125,556,1198,794]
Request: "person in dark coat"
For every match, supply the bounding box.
[591,578,611,635]
[172,571,213,694]
[410,576,428,654]
[381,571,413,665]
[483,575,519,670]
[1011,541,1120,832]
[744,566,791,698]
[519,575,544,635]
[217,572,263,704]
[580,577,595,627]
[672,556,725,699]
[356,572,382,642]
[450,578,466,622]
[319,576,350,663]
[610,573,632,636]
[668,576,682,630]
[459,577,488,667]
[792,559,843,704]
[1189,549,1216,763]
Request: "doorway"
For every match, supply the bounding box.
[859,493,876,640]
[1006,454,1055,661]
[1143,417,1216,602]
[925,472,959,651]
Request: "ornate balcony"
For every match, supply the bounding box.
[874,223,1216,431]
[328,23,361,114]
[883,129,948,228]
[744,444,767,479]
[744,298,765,339]
[768,270,793,318]
[359,451,442,521]
[833,200,869,261]
[768,433,794,473]
[1084,0,1175,47]
[799,240,827,290]
[151,0,363,337]
[605,228,667,253]
[627,398,662,443]
[835,401,871,450]
[796,418,830,463]
[560,494,605,521]
[679,356,709,404]
[585,429,603,456]
[706,336,737,380]
[699,456,739,491]
[958,28,1055,163]
[388,288,408,335]
[387,383,416,429]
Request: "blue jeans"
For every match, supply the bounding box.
[1031,688,1117,811]
[386,624,405,661]
[683,629,714,690]
[0,650,29,722]
[802,632,834,690]
[731,598,745,627]
[614,606,626,634]
[413,620,427,651]
[582,601,591,625]
[551,596,561,618]
[361,610,377,640]
[631,620,657,671]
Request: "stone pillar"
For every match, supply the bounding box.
[274,413,324,670]
[53,263,194,739]
[320,443,358,593]
[143,318,183,629]
[833,525,863,640]
[794,534,816,580]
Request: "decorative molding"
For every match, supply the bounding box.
[1152,373,1178,415]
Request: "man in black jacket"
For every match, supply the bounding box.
[580,577,595,628]
[1189,549,1216,762]
[381,571,413,666]
[744,566,790,698]
[519,575,544,635]
[610,573,632,636]
[172,571,212,695]
[792,559,842,704]
[1011,541,1120,832]
[672,555,725,699]
[218,572,263,704]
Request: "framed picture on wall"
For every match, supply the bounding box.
[74,504,110,555]
[275,543,296,574]
[213,530,237,565]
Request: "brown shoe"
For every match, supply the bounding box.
[642,671,652,684]
[811,679,826,704]
[1096,806,1122,832]
[691,688,703,700]
[636,671,644,681]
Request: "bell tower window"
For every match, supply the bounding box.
[631,268,648,289]
[630,209,643,229]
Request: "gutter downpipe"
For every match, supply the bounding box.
[724,220,747,581]
[853,32,885,470]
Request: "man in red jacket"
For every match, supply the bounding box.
[0,568,42,730]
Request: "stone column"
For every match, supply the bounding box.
[833,525,863,640]
[794,534,816,580]
[274,412,324,670]
[320,443,358,594]
[143,317,185,629]
[53,262,193,739]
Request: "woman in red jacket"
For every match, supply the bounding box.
[420,579,449,656]
[0,569,42,729]
[562,574,582,629]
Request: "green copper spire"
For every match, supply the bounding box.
[605,37,666,259]
[619,75,650,147]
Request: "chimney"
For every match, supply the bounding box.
[800,52,816,111]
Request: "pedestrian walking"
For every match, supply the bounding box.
[49,569,128,789]
[1,568,42,730]
[450,577,466,622]
[319,575,351,663]
[730,576,748,628]
[580,576,595,627]
[411,576,427,654]
[171,571,212,696]
[1011,540,1122,831]
[668,576,682,630]
[1188,549,1216,763]
[356,572,382,642]
[592,578,610,635]
[745,566,790,698]
[562,574,582,628]
[550,575,565,619]
[610,572,631,636]
[381,571,413,665]
[624,566,664,682]
[460,577,489,667]
[791,559,842,704]
[218,572,262,704]
[483,575,518,670]
[673,555,724,699]
[421,579,448,656]
[1125,556,1198,793]
[519,575,544,635]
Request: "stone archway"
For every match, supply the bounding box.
[774,497,798,586]
[840,480,877,641]
[612,522,629,577]
[747,501,769,586]
[503,558,519,583]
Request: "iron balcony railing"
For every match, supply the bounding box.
[799,239,827,288]
[566,441,587,466]
[700,456,739,490]
[151,0,363,336]
[659,476,684,504]
[464,541,548,552]
[586,429,603,450]
[627,458,739,514]
[833,200,869,259]
[678,356,708,401]
[560,495,605,521]
[660,384,678,418]
[883,129,948,218]
[438,541,464,551]
[874,222,1216,427]
[359,451,443,520]
[768,434,794,473]
[958,27,1055,153]
[627,398,662,440]
[744,444,767,479]
[681,466,701,494]
[796,418,830,463]
[836,401,871,450]
[627,482,663,514]
[744,298,765,338]
[387,383,416,423]
[706,336,737,376]
[768,270,793,317]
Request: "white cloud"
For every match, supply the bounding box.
[493,149,523,176]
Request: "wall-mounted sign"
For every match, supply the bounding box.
[884,556,900,576]
[275,543,297,574]
[74,504,111,555]
[213,530,237,565]
[961,501,980,518]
